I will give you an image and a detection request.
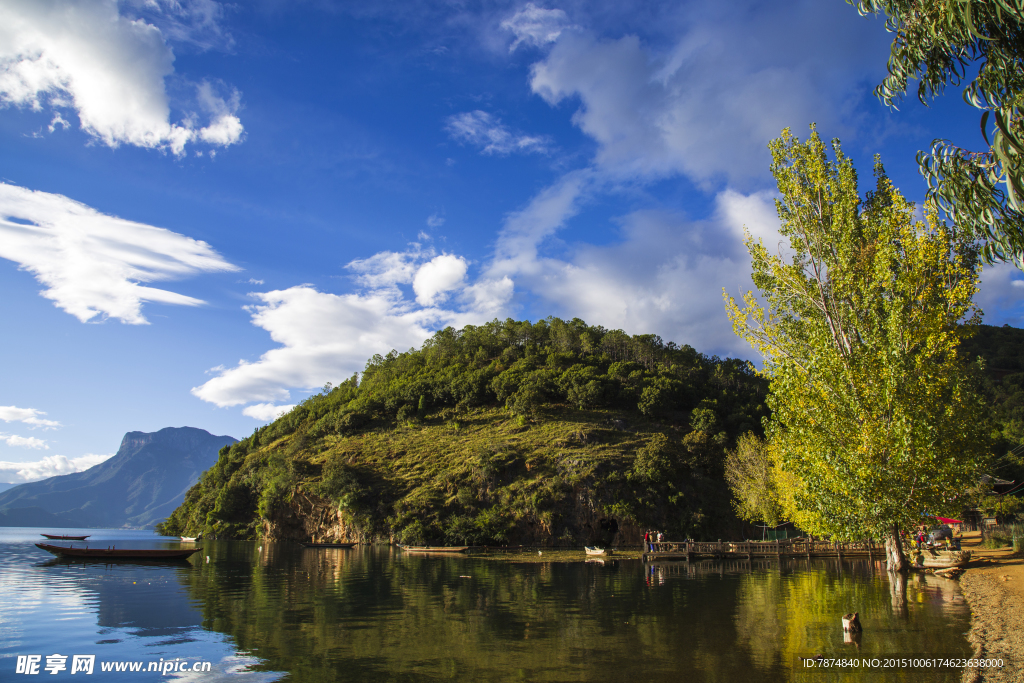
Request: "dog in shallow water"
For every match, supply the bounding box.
[842,612,862,632]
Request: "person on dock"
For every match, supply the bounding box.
[644,530,652,552]
[656,531,664,550]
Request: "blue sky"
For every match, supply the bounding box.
[1,0,1021,484]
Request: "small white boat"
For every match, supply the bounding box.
[180,536,200,542]
[585,546,613,556]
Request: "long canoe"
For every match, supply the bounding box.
[36,543,202,561]
[400,545,470,553]
[41,534,90,541]
[915,549,971,568]
[302,542,357,548]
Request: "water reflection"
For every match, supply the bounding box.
[174,543,970,682]
[0,528,281,682]
[1,528,972,683]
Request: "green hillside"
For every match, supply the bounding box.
[158,317,769,544]
[962,323,1024,485]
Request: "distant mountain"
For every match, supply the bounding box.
[0,427,236,528]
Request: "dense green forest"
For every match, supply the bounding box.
[158,319,1024,542]
[159,317,769,543]
[962,323,1024,490]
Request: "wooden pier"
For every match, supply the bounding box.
[642,539,881,562]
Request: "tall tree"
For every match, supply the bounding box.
[847,0,1024,266]
[724,126,991,571]
[724,432,783,527]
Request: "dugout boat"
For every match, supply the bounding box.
[914,548,972,569]
[40,534,90,541]
[35,543,202,561]
[301,542,357,548]
[399,545,470,554]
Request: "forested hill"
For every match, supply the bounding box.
[159,317,769,544]
[962,323,1024,483]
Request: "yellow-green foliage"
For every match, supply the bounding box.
[724,126,991,544]
[158,317,769,542]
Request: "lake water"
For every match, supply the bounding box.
[0,527,975,681]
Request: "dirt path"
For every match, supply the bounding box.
[956,531,1024,682]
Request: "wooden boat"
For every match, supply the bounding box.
[41,534,90,541]
[400,545,470,553]
[301,542,356,548]
[585,546,613,556]
[914,548,971,568]
[35,543,202,561]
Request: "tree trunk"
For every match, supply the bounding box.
[885,524,908,572]
[888,568,908,618]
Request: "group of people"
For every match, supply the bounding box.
[643,530,665,551]
[910,525,959,550]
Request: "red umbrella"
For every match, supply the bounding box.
[935,517,962,524]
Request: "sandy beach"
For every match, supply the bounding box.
[956,532,1024,682]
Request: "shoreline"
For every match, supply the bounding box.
[954,532,1023,682]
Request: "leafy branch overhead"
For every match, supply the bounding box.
[849,0,1024,266]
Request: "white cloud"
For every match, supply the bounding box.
[122,0,233,52]
[242,403,297,422]
[191,286,459,407]
[0,0,243,155]
[346,248,421,290]
[0,405,60,429]
[501,3,573,52]
[2,434,48,449]
[489,169,592,277]
[460,276,515,317]
[0,452,113,484]
[446,110,551,155]
[527,5,887,187]
[0,182,239,324]
[413,254,468,306]
[192,185,780,412]
[192,242,515,409]
[426,213,445,228]
[488,187,779,356]
[978,262,1024,327]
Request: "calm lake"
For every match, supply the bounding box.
[0,527,972,682]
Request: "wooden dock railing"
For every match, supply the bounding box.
[643,539,880,561]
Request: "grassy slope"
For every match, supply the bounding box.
[164,404,738,544]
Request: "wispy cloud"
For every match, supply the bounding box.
[1,434,48,449]
[0,453,113,484]
[0,182,240,324]
[242,403,296,422]
[446,111,551,156]
[0,405,60,429]
[0,0,243,155]
[501,3,574,52]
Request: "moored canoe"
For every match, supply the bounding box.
[36,543,202,561]
[41,534,90,541]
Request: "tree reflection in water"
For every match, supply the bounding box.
[170,544,971,683]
